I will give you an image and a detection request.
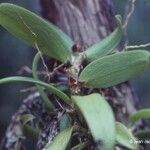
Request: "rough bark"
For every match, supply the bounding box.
[39,0,138,123]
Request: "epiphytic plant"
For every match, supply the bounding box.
[0,3,150,150]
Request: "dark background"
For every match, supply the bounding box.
[0,0,39,139]
[0,0,150,142]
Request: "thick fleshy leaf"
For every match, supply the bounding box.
[83,15,122,62]
[0,76,70,104]
[128,109,150,126]
[32,53,55,110]
[46,127,73,150]
[21,114,35,126]
[79,50,150,88]
[72,93,115,150]
[0,3,73,62]
[116,122,139,150]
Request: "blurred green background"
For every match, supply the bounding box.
[0,0,150,143]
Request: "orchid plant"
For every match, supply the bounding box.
[0,3,150,150]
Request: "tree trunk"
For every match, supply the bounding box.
[39,0,138,123]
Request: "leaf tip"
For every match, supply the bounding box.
[115,14,122,27]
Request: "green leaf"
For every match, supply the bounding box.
[59,114,71,131]
[72,93,115,150]
[0,76,71,105]
[83,15,122,62]
[116,122,139,150]
[79,50,150,88]
[21,114,35,126]
[21,114,39,140]
[46,127,73,150]
[135,130,150,140]
[128,109,150,126]
[0,3,73,62]
[32,52,55,111]
[23,124,39,140]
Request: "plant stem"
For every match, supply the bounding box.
[32,52,55,111]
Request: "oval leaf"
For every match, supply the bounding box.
[0,3,73,62]
[0,76,70,105]
[46,127,73,150]
[72,93,115,150]
[83,15,122,62]
[116,122,139,150]
[79,50,150,88]
[128,109,150,126]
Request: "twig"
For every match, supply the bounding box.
[123,0,137,29]
[20,86,37,93]
[123,0,137,48]
[55,98,65,110]
[17,66,51,76]
[34,42,51,81]
[126,43,150,50]
[17,13,36,37]
[17,66,32,75]
[49,63,65,77]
